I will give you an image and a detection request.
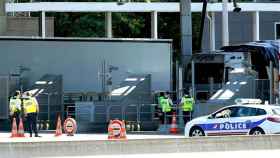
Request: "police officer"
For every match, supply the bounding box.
[9,90,22,130]
[180,94,194,124]
[23,92,40,137]
[159,93,173,124]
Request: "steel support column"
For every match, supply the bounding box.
[180,0,192,61]
[210,12,216,51]
[151,11,158,39]
[40,11,46,38]
[252,11,259,41]
[222,0,229,46]
[105,12,112,38]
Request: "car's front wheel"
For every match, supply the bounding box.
[189,127,205,137]
[249,128,265,135]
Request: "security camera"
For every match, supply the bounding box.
[233,0,241,12]
[117,0,126,5]
[233,7,241,12]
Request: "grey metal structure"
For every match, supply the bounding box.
[0,37,172,92]
[180,0,192,62]
[191,51,273,117]
[74,74,157,132]
[29,74,63,128]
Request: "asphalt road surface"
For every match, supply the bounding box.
[34,150,280,158]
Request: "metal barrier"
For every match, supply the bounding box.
[50,100,194,132]
[64,103,160,131]
[65,104,157,121]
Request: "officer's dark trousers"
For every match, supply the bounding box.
[10,111,21,131]
[160,111,172,124]
[183,111,192,125]
[26,112,38,136]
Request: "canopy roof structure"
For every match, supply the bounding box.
[4,2,278,47]
[5,2,280,13]
[221,40,280,68]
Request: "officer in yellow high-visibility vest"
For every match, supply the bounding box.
[9,90,22,130]
[23,92,40,137]
[159,92,173,124]
[180,94,194,124]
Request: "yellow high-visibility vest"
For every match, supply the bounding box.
[160,98,171,112]
[23,98,37,113]
[9,97,22,112]
[182,96,194,112]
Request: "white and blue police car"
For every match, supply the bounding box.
[185,99,280,137]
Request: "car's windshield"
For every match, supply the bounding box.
[272,108,280,115]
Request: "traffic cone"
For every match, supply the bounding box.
[55,115,62,137]
[169,112,178,134]
[17,118,25,137]
[10,117,18,138]
[120,120,127,139]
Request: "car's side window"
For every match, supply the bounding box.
[272,108,280,115]
[249,108,257,116]
[236,107,251,117]
[255,108,266,116]
[213,108,229,118]
[214,107,238,118]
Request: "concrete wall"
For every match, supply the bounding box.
[0,0,6,35]
[0,38,172,92]
[0,16,6,35]
[202,12,280,51]
[1,135,280,157]
[0,0,4,16]
[5,17,54,37]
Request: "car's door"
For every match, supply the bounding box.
[204,107,238,136]
[246,107,267,132]
[227,106,254,135]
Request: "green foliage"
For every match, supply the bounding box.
[158,13,180,59]
[54,12,105,37]
[113,12,148,38]
[47,0,203,56]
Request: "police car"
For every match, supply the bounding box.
[185,99,280,137]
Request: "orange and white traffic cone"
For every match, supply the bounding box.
[120,120,127,140]
[169,112,178,134]
[17,118,25,137]
[55,115,62,137]
[10,117,18,138]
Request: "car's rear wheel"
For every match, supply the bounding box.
[189,127,205,137]
[250,128,265,135]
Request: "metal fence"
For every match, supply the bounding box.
[66,103,158,123]
[65,101,192,131]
